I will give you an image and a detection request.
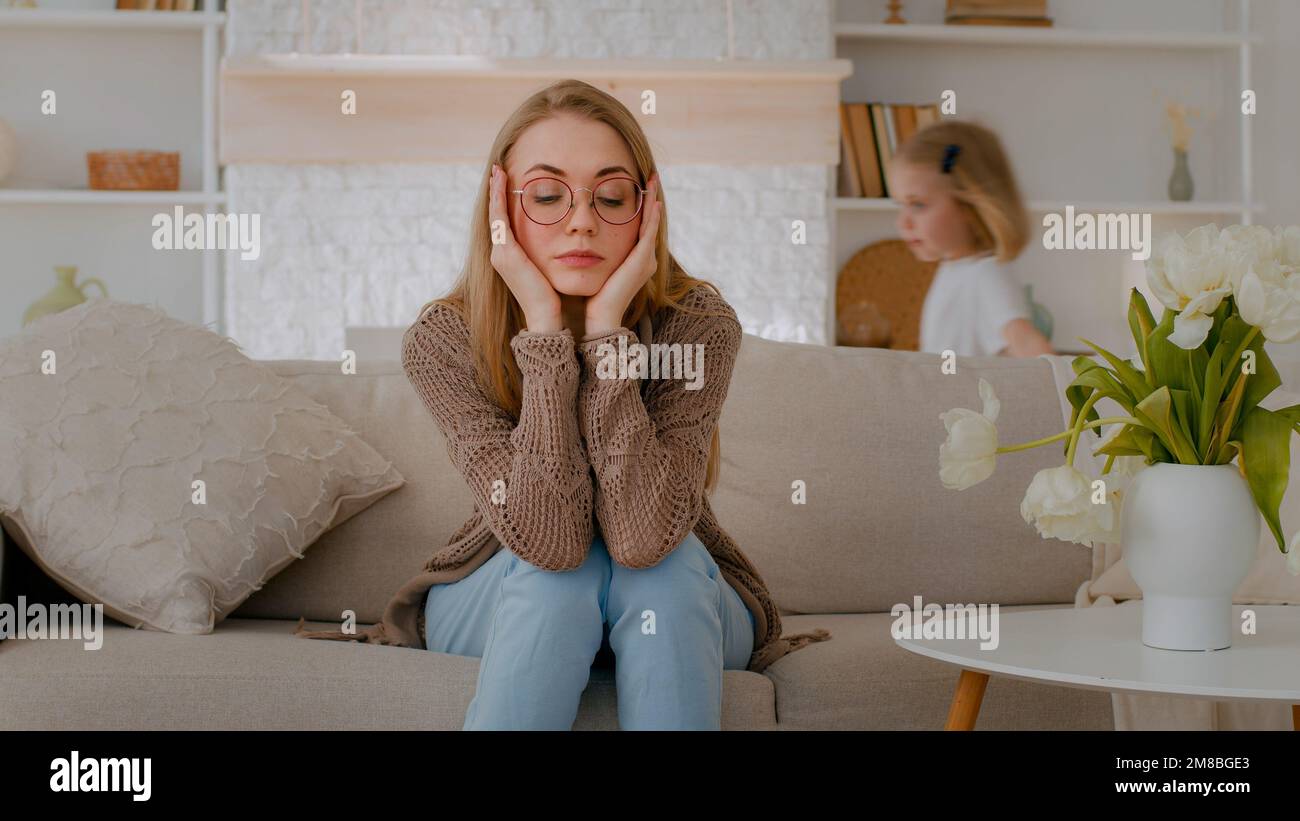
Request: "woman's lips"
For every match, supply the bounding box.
[556,254,603,267]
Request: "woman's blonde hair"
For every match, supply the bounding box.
[416,78,730,493]
[894,119,1029,262]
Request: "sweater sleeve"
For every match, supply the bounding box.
[401,304,595,571]
[575,295,743,568]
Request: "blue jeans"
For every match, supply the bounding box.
[423,530,756,730]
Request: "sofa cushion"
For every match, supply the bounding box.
[708,334,1093,615]
[0,298,404,635]
[0,608,1107,730]
[0,617,776,730]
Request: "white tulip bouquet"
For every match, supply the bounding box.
[939,224,1300,575]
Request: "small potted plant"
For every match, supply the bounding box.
[939,224,1300,651]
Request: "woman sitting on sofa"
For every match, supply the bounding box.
[295,78,830,730]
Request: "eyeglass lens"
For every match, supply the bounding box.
[519,178,642,225]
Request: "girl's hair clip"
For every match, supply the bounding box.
[941,144,962,174]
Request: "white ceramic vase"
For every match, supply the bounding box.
[1121,462,1259,651]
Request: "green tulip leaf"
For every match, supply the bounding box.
[1238,406,1292,552]
[1078,337,1151,404]
[1199,335,1233,454]
[1218,315,1281,418]
[1270,403,1300,429]
[1093,424,1148,458]
[1065,361,1104,454]
[1064,366,1140,458]
[1145,306,1206,397]
[1169,388,1200,462]
[1217,440,1241,466]
[1143,307,1179,390]
[1135,385,1198,464]
[1208,370,1249,464]
[1127,288,1156,385]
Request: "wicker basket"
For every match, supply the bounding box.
[87,150,180,191]
[835,238,938,350]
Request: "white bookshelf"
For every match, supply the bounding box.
[835,198,1261,215]
[834,21,1258,50]
[0,7,226,333]
[826,0,1260,346]
[0,8,224,29]
[0,189,226,205]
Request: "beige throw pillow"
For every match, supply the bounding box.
[0,298,404,633]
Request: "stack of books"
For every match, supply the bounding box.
[945,0,1053,27]
[115,0,203,10]
[837,102,940,198]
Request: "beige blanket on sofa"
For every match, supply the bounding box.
[1040,353,1295,730]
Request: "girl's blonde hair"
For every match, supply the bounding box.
[894,119,1029,262]
[416,78,730,493]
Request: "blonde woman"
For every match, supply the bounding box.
[296,79,831,730]
[891,119,1054,358]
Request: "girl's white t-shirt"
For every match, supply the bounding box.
[919,253,1032,357]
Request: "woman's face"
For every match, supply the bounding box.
[504,112,644,297]
[891,159,976,262]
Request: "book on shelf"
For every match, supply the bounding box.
[872,104,894,197]
[946,0,1047,17]
[946,16,1054,26]
[946,0,1051,24]
[116,0,201,10]
[838,105,864,198]
[838,102,940,199]
[849,104,881,198]
[882,103,898,186]
[894,105,918,146]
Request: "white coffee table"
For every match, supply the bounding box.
[893,601,1300,730]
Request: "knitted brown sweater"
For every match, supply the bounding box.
[294,284,831,674]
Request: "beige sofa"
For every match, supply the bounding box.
[0,331,1114,730]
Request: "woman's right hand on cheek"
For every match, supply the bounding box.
[489,164,563,333]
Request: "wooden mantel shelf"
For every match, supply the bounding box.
[219,55,853,165]
[224,54,853,80]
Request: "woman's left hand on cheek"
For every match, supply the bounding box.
[585,174,661,336]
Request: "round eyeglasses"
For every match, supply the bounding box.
[510,176,645,226]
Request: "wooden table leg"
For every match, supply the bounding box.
[945,669,990,730]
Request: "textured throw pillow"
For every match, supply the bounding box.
[0,298,405,633]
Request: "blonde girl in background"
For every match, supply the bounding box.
[891,120,1054,357]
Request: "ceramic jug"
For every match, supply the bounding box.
[22,265,108,327]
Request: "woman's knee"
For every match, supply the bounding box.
[504,536,612,611]
[609,531,718,600]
